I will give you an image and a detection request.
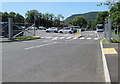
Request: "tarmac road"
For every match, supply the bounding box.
[2,30,105,82]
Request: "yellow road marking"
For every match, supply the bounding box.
[103,48,118,54]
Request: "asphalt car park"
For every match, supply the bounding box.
[2,30,105,82]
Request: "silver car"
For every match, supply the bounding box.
[58,27,77,34]
[46,27,59,33]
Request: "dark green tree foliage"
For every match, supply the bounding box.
[96,11,109,24]
[25,10,64,27]
[97,1,120,30]
[110,2,120,26]
[25,9,40,24]
[1,12,24,23]
[72,16,87,28]
[2,12,9,22]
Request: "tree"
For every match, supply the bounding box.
[9,12,16,22]
[97,1,120,30]
[72,16,87,28]
[2,12,9,22]
[110,2,120,25]
[49,13,54,26]
[25,9,40,24]
[56,14,64,27]
[96,11,109,24]
[1,12,25,23]
[15,13,24,23]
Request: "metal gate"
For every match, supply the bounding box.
[1,18,37,39]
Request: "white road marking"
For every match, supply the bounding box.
[100,41,111,82]
[66,37,72,39]
[52,37,58,40]
[95,31,100,38]
[94,38,99,40]
[25,46,35,50]
[25,42,57,50]
[79,37,85,39]
[73,37,78,39]
[41,37,44,39]
[45,37,52,39]
[87,38,92,40]
[59,37,65,39]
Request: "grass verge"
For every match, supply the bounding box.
[11,36,41,41]
[111,39,120,43]
[102,39,120,43]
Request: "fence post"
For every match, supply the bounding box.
[8,18,13,39]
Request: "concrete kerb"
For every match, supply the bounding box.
[100,40,111,83]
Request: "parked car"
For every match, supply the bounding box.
[38,27,47,30]
[46,27,60,33]
[28,27,37,30]
[81,28,86,31]
[58,27,77,34]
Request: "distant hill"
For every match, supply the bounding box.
[64,12,100,21]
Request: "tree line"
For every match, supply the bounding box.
[0,10,64,28]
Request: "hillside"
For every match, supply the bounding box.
[64,12,99,21]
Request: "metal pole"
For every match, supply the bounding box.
[34,15,36,36]
[8,18,13,39]
[107,18,112,42]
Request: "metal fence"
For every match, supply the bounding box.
[1,18,36,39]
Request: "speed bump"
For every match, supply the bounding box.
[103,48,118,54]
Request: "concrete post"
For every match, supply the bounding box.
[8,18,13,39]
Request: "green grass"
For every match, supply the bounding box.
[102,39,120,43]
[112,31,120,34]
[111,39,120,43]
[11,36,41,41]
[102,39,108,43]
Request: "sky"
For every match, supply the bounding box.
[1,2,109,19]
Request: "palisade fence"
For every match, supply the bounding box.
[2,18,37,40]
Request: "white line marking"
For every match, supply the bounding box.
[66,37,72,39]
[25,46,35,50]
[45,37,52,39]
[59,37,65,39]
[80,37,85,39]
[87,38,91,40]
[95,31,100,38]
[73,37,78,39]
[52,37,58,40]
[41,37,44,39]
[25,42,57,50]
[94,38,99,40]
[100,41,111,83]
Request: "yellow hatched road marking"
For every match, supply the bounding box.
[103,48,118,54]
